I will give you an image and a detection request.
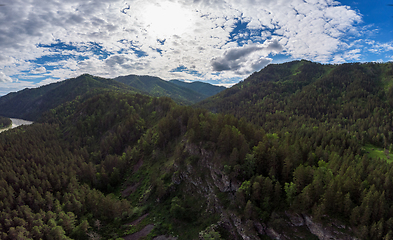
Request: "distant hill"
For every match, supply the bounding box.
[0,73,226,121]
[114,75,224,105]
[169,79,226,97]
[0,74,137,121]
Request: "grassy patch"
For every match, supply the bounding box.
[363,144,393,163]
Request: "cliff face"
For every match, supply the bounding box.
[175,142,246,239]
[267,212,359,240]
[171,142,358,240]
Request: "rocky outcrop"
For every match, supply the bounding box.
[265,211,359,240]
[176,142,358,240]
[303,215,358,240]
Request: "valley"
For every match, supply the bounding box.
[0,60,393,239]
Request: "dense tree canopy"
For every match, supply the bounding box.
[0,116,11,129]
[1,60,393,239]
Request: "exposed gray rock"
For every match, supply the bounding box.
[265,227,283,240]
[253,222,266,235]
[304,215,358,240]
[178,142,358,240]
[285,211,305,227]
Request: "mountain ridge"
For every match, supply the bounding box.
[114,74,224,105]
[169,79,226,97]
[0,74,138,121]
[197,60,393,130]
[1,60,393,239]
[0,73,225,121]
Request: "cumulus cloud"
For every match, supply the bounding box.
[0,0,390,94]
[0,72,13,83]
[366,40,393,53]
[211,40,282,74]
[30,67,47,74]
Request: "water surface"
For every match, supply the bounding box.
[0,118,33,133]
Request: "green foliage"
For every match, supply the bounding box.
[0,74,138,121]
[115,75,220,105]
[0,116,11,128]
[170,197,185,219]
[284,182,297,204]
[364,144,393,163]
[170,79,226,98]
[2,60,393,239]
[199,224,222,240]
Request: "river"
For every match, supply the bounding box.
[0,118,34,133]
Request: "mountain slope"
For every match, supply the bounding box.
[197,60,393,137]
[6,87,392,239]
[0,73,224,122]
[2,61,393,239]
[114,74,214,104]
[169,79,226,97]
[40,90,361,239]
[197,60,328,116]
[0,74,137,121]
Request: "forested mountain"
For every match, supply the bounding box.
[169,79,226,97]
[0,74,137,121]
[1,60,393,239]
[198,60,393,146]
[114,74,222,104]
[0,73,224,121]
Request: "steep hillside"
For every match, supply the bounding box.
[3,84,393,239]
[197,60,330,118]
[114,75,211,104]
[198,60,393,147]
[2,61,393,239]
[169,79,226,97]
[0,74,137,121]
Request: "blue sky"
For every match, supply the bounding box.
[0,0,392,95]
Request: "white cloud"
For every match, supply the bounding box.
[30,67,47,74]
[0,72,13,83]
[211,40,282,74]
[0,0,388,95]
[214,82,235,88]
[0,81,36,96]
[36,78,63,87]
[366,41,393,53]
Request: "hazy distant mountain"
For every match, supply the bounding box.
[114,75,222,105]
[169,79,226,97]
[0,73,226,121]
[0,74,136,121]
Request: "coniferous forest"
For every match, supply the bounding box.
[0,117,11,129]
[1,60,393,239]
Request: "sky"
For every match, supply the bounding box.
[0,0,392,95]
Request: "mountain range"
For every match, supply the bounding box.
[1,60,393,240]
[0,74,225,121]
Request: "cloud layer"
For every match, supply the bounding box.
[0,0,390,94]
[211,40,283,74]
